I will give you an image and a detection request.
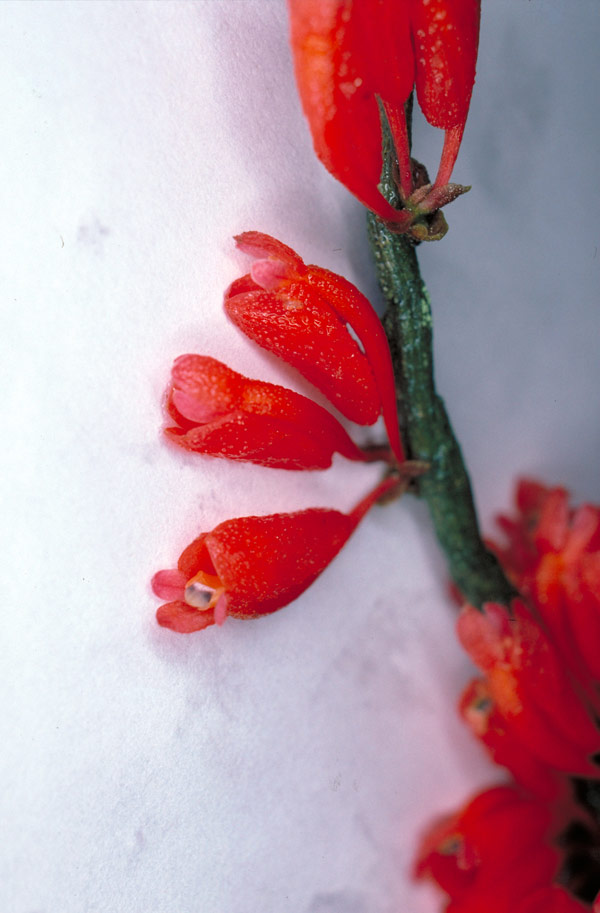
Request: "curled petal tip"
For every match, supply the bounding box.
[234,231,303,270]
[250,258,296,290]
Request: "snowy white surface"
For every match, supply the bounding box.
[1,2,599,912]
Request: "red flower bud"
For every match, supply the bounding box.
[226,232,405,463]
[457,601,600,777]
[164,354,374,470]
[152,476,397,633]
[288,0,480,221]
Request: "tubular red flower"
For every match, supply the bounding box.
[288,0,480,221]
[226,232,405,463]
[457,601,600,777]
[164,354,374,470]
[414,785,560,912]
[152,476,397,634]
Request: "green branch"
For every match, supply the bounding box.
[368,102,516,608]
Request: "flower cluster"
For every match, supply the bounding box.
[495,480,600,688]
[415,783,596,913]
[416,481,600,910]
[288,0,481,235]
[153,232,404,633]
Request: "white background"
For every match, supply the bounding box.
[1,2,599,912]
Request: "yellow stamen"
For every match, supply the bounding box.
[184,571,225,611]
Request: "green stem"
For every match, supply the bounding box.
[367,216,516,608]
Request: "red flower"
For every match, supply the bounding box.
[414,784,561,913]
[495,480,600,689]
[423,482,600,913]
[288,0,480,224]
[225,231,405,464]
[457,601,600,777]
[152,476,397,633]
[164,354,381,470]
[459,678,564,800]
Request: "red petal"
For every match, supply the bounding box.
[534,488,570,554]
[457,602,507,670]
[165,387,197,432]
[224,284,380,425]
[305,264,404,462]
[170,355,242,423]
[173,412,364,469]
[288,0,413,221]
[234,231,304,271]
[515,478,553,516]
[411,0,481,130]
[177,534,215,579]
[151,568,187,601]
[567,504,600,556]
[566,558,600,682]
[459,678,563,800]
[225,273,261,298]
[213,594,228,627]
[250,259,298,290]
[156,600,216,634]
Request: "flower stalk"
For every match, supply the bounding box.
[367,104,516,608]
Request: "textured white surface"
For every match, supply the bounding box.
[1,2,599,912]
